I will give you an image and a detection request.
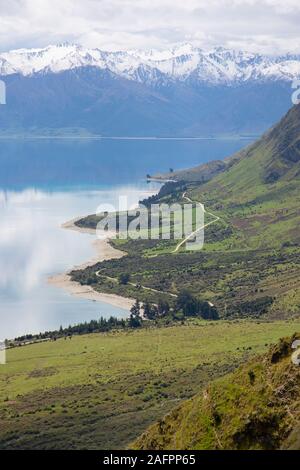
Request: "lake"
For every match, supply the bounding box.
[0,137,254,339]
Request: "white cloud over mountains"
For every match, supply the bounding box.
[0,0,300,54]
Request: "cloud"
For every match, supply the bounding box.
[0,0,300,53]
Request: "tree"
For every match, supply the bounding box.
[143,301,152,319]
[143,302,159,320]
[158,299,170,316]
[176,289,198,316]
[176,289,219,320]
[199,302,219,320]
[129,300,142,328]
[87,274,98,285]
[130,299,140,316]
[119,272,131,285]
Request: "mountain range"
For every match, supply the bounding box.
[0,43,299,136]
[1,43,300,84]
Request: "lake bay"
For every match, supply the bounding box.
[0,137,254,338]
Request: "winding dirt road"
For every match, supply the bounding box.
[173,192,220,253]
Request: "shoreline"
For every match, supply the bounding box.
[0,134,259,141]
[48,217,134,312]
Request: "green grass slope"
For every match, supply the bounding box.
[1,320,300,449]
[132,334,300,450]
[196,104,300,204]
[73,105,300,320]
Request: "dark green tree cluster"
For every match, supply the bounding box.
[12,290,218,346]
[119,272,131,285]
[143,299,170,320]
[142,290,219,321]
[13,316,127,343]
[176,289,219,320]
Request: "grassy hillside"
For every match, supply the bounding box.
[157,104,300,186]
[1,320,300,449]
[132,334,300,450]
[195,104,300,205]
[1,107,300,451]
[74,104,300,319]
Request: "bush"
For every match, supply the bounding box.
[119,273,131,285]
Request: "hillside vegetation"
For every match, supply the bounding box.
[1,105,300,451]
[1,320,300,449]
[75,104,300,320]
[133,334,300,450]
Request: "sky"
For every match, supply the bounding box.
[0,0,300,54]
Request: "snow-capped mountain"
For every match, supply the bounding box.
[1,42,300,84]
[0,42,298,137]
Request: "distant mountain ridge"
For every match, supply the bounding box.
[0,43,298,137]
[1,43,300,85]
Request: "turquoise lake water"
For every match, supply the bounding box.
[0,138,254,338]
